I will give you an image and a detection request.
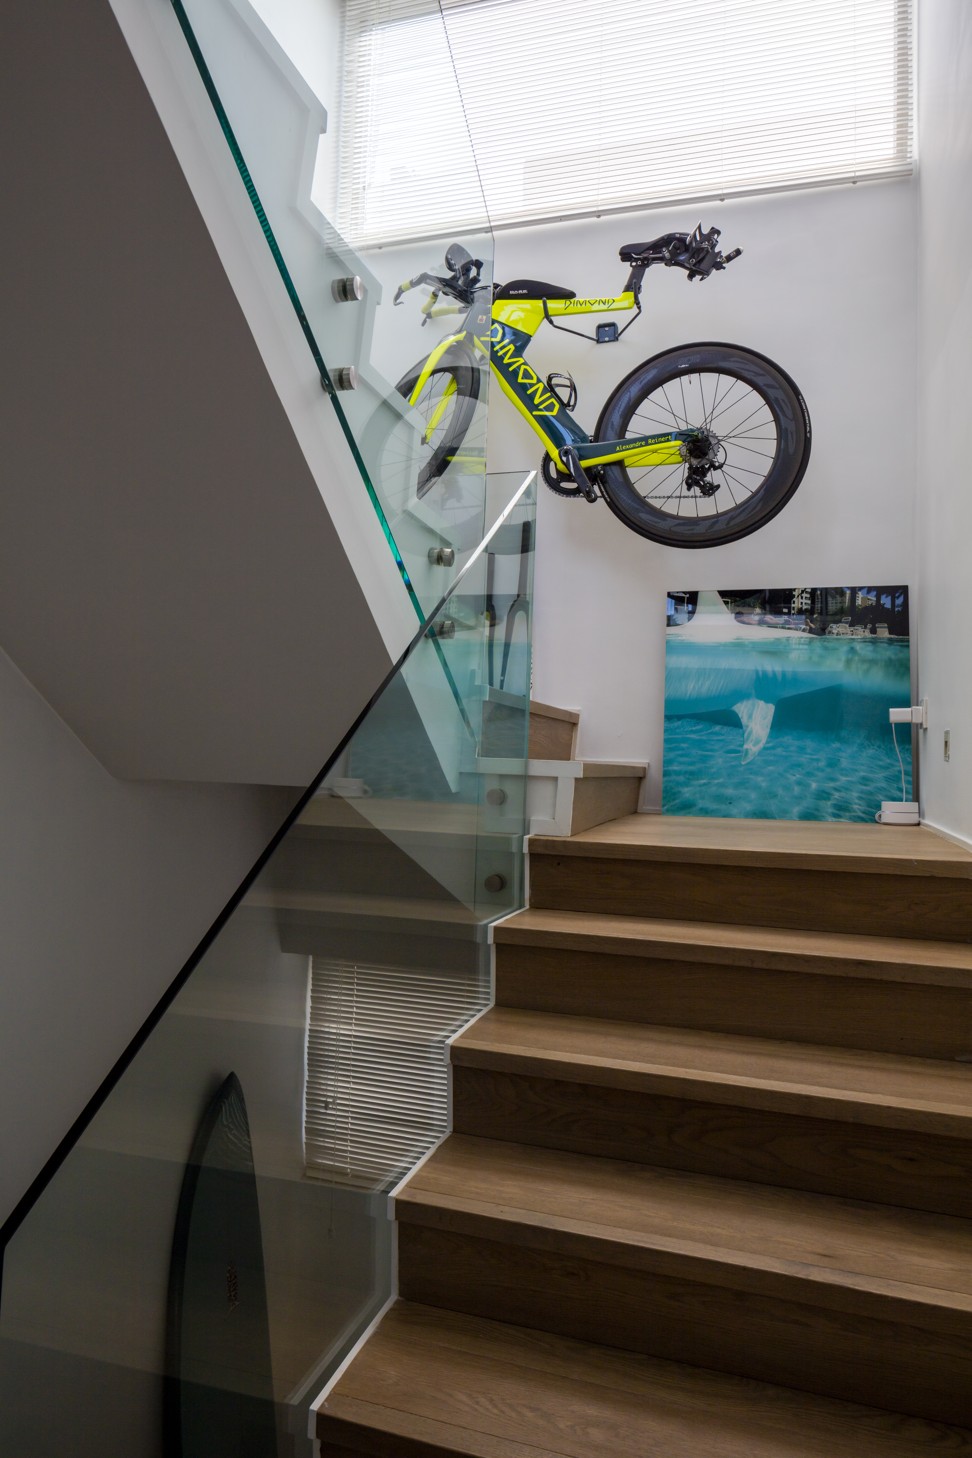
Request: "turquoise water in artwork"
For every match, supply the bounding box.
[663,636,913,822]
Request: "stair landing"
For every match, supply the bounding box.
[531,813,972,875]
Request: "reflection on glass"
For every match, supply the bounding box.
[171,0,496,618]
[0,473,535,1458]
[165,1074,276,1458]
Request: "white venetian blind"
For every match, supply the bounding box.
[304,958,484,1190]
[338,0,913,247]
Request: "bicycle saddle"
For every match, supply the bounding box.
[494,278,577,300]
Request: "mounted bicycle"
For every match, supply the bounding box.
[390,227,811,548]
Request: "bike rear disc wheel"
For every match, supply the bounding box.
[394,356,481,499]
[595,343,810,547]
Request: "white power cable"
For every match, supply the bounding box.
[891,721,907,803]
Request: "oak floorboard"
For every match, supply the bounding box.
[398,1225,972,1425]
[399,1135,972,1310]
[529,815,972,877]
[494,908,972,985]
[493,942,972,1058]
[451,1008,972,1137]
[528,854,972,940]
[318,1302,972,1458]
[452,1065,972,1216]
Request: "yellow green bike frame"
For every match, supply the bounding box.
[489,293,686,469]
[406,289,690,471]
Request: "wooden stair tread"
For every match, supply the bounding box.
[318,1301,972,1457]
[452,1008,972,1135]
[297,797,519,847]
[529,814,972,878]
[476,756,645,778]
[494,908,972,986]
[398,1135,972,1316]
[247,887,479,927]
[300,798,482,834]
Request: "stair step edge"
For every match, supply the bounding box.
[528,817,972,879]
[451,1024,972,1138]
[318,1302,972,1458]
[475,757,646,779]
[396,1186,972,1331]
[494,910,972,984]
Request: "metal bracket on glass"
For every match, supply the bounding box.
[428,546,456,567]
[427,618,456,639]
[332,276,364,303]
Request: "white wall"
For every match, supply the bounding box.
[0,648,295,1228]
[483,183,918,803]
[916,0,972,846]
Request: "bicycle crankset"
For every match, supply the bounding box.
[541,452,584,498]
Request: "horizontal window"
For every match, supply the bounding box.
[304,958,484,1189]
[338,0,914,247]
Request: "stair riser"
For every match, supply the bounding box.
[277,917,484,973]
[269,836,517,906]
[319,1421,455,1457]
[528,715,576,761]
[495,945,972,1059]
[569,777,642,835]
[453,1067,972,1217]
[268,836,452,902]
[529,856,972,942]
[399,1224,972,1428]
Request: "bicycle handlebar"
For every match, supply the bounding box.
[394,224,741,330]
[394,250,486,311]
[673,224,742,279]
[632,225,741,281]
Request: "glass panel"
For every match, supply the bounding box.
[321,472,535,920]
[0,473,535,1458]
[171,0,496,618]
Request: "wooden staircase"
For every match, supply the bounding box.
[317,814,972,1456]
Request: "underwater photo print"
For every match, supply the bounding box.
[663,587,912,822]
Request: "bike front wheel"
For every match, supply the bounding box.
[394,354,481,499]
[595,343,811,548]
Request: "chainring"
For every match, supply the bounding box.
[541,452,584,498]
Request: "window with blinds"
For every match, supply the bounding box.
[338,0,914,247]
[304,959,486,1190]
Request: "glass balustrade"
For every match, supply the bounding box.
[0,471,535,1458]
[171,0,496,619]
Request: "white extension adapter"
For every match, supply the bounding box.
[889,701,928,727]
[876,703,925,824]
[876,800,920,825]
